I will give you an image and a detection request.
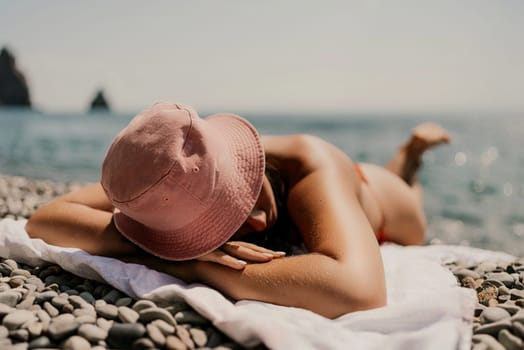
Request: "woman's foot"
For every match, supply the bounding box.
[386,123,451,185]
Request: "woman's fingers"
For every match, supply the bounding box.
[196,250,247,270]
[222,241,286,262]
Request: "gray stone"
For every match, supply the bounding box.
[455,268,481,280]
[512,321,524,338]
[10,269,31,278]
[132,337,155,350]
[107,323,146,348]
[28,335,52,349]
[47,319,79,341]
[50,295,68,309]
[95,302,118,319]
[166,335,187,350]
[3,260,18,271]
[475,319,512,336]
[9,328,29,341]
[511,309,524,323]
[116,297,133,307]
[62,335,91,350]
[476,262,498,273]
[26,321,43,337]
[96,317,113,331]
[139,307,177,326]
[486,272,515,288]
[151,319,175,336]
[6,342,28,350]
[0,303,13,317]
[68,295,89,309]
[52,313,75,323]
[510,289,524,300]
[497,303,520,315]
[16,292,36,310]
[480,307,511,324]
[0,291,22,307]
[102,289,121,304]
[35,290,58,304]
[2,310,37,330]
[43,301,59,317]
[77,323,108,342]
[72,307,96,318]
[0,263,14,276]
[78,291,95,304]
[118,305,139,323]
[75,315,97,324]
[147,323,166,346]
[35,309,50,323]
[498,329,522,350]
[175,310,210,326]
[132,300,156,312]
[189,327,207,347]
[175,325,194,349]
[0,325,7,338]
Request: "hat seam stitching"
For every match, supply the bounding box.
[111,108,194,204]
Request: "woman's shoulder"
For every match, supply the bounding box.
[262,134,356,177]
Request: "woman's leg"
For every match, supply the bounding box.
[384,122,450,204]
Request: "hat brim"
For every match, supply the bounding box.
[113,113,265,260]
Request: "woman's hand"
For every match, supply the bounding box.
[196,241,286,270]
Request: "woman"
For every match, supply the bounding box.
[25,102,450,319]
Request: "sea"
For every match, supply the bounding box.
[1,108,523,257]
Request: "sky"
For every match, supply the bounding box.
[1,0,523,114]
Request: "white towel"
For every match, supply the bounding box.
[0,218,516,350]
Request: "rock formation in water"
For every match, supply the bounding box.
[0,47,31,107]
[89,89,111,111]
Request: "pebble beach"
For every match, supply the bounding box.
[1,173,523,350]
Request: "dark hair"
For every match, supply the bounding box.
[241,160,301,254]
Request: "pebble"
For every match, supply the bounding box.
[471,334,505,350]
[62,335,91,350]
[478,286,498,306]
[50,295,68,309]
[176,325,195,349]
[0,291,22,307]
[486,272,515,288]
[497,303,520,315]
[102,289,121,304]
[9,328,29,341]
[47,319,79,341]
[189,327,207,347]
[480,307,510,324]
[0,325,8,337]
[95,303,118,319]
[28,335,53,349]
[78,291,95,304]
[512,321,524,338]
[116,297,133,307]
[27,321,43,337]
[475,319,512,336]
[147,323,166,346]
[132,337,156,350]
[498,329,522,350]
[77,323,108,342]
[510,289,524,300]
[96,317,113,331]
[2,310,37,330]
[75,315,97,325]
[139,307,177,326]
[0,303,14,317]
[42,301,59,317]
[132,300,157,312]
[166,335,188,350]
[118,305,139,323]
[107,323,146,348]
[175,310,210,326]
[455,268,481,280]
[151,319,175,336]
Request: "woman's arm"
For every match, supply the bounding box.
[25,183,139,257]
[138,137,387,319]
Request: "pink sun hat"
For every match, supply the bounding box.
[101,102,265,260]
